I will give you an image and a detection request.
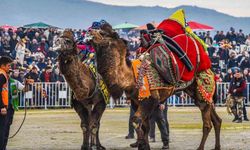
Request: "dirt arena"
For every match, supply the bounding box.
[7,107,250,150]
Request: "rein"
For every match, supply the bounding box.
[8,94,28,139]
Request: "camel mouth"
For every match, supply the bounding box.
[85,29,104,44]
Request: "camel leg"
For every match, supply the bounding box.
[211,106,222,150]
[90,99,106,150]
[71,99,90,150]
[141,117,151,150]
[132,98,158,150]
[132,105,145,150]
[197,102,213,150]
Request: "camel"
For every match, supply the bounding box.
[57,30,106,150]
[86,22,222,150]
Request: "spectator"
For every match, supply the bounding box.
[1,36,11,57]
[198,32,204,41]
[15,39,27,65]
[239,55,250,71]
[16,28,24,39]
[11,59,21,70]
[24,66,40,82]
[204,32,213,47]
[237,29,246,45]
[53,67,65,82]
[223,68,234,82]
[243,69,250,82]
[211,53,220,71]
[218,31,226,42]
[226,31,237,43]
[11,70,22,82]
[245,34,250,46]
[29,39,39,53]
[215,69,223,83]
[38,38,49,56]
[227,51,238,69]
[9,34,18,58]
[218,40,231,64]
[227,69,247,123]
[47,58,53,67]
[37,58,47,71]
[213,31,220,43]
[33,32,41,43]
[40,66,55,82]
[18,70,25,83]
[26,29,35,41]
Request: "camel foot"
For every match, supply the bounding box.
[211,145,221,150]
[81,144,90,150]
[197,147,204,150]
[138,140,150,150]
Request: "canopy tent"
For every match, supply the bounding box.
[113,22,138,29]
[0,24,17,31]
[23,22,59,28]
[187,21,214,31]
[134,22,159,30]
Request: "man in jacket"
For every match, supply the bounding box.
[228,68,247,123]
[0,56,13,149]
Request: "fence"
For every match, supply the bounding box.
[19,82,72,109]
[18,82,250,109]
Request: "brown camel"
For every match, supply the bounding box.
[86,23,222,150]
[57,30,106,150]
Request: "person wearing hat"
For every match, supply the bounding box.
[227,68,247,123]
[0,56,13,149]
[15,38,26,65]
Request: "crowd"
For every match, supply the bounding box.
[121,27,250,83]
[1,26,249,84]
[196,28,250,83]
[0,27,68,83]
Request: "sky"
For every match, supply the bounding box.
[87,0,250,17]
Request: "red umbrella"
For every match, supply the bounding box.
[0,24,17,32]
[187,21,214,31]
[134,22,159,30]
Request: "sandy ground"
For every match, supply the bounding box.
[7,107,250,150]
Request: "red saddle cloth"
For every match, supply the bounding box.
[156,19,211,81]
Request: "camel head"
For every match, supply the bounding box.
[56,30,76,53]
[85,21,129,65]
[85,21,120,46]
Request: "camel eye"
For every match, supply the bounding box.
[99,31,107,36]
[65,39,72,44]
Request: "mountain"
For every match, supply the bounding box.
[1,0,250,33]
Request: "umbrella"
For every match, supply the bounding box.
[0,24,17,31]
[134,22,159,30]
[187,21,214,31]
[23,22,58,28]
[113,22,138,29]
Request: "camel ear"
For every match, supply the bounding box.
[111,31,119,39]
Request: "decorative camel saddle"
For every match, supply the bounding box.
[134,9,215,103]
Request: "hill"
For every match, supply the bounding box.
[1,0,250,33]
